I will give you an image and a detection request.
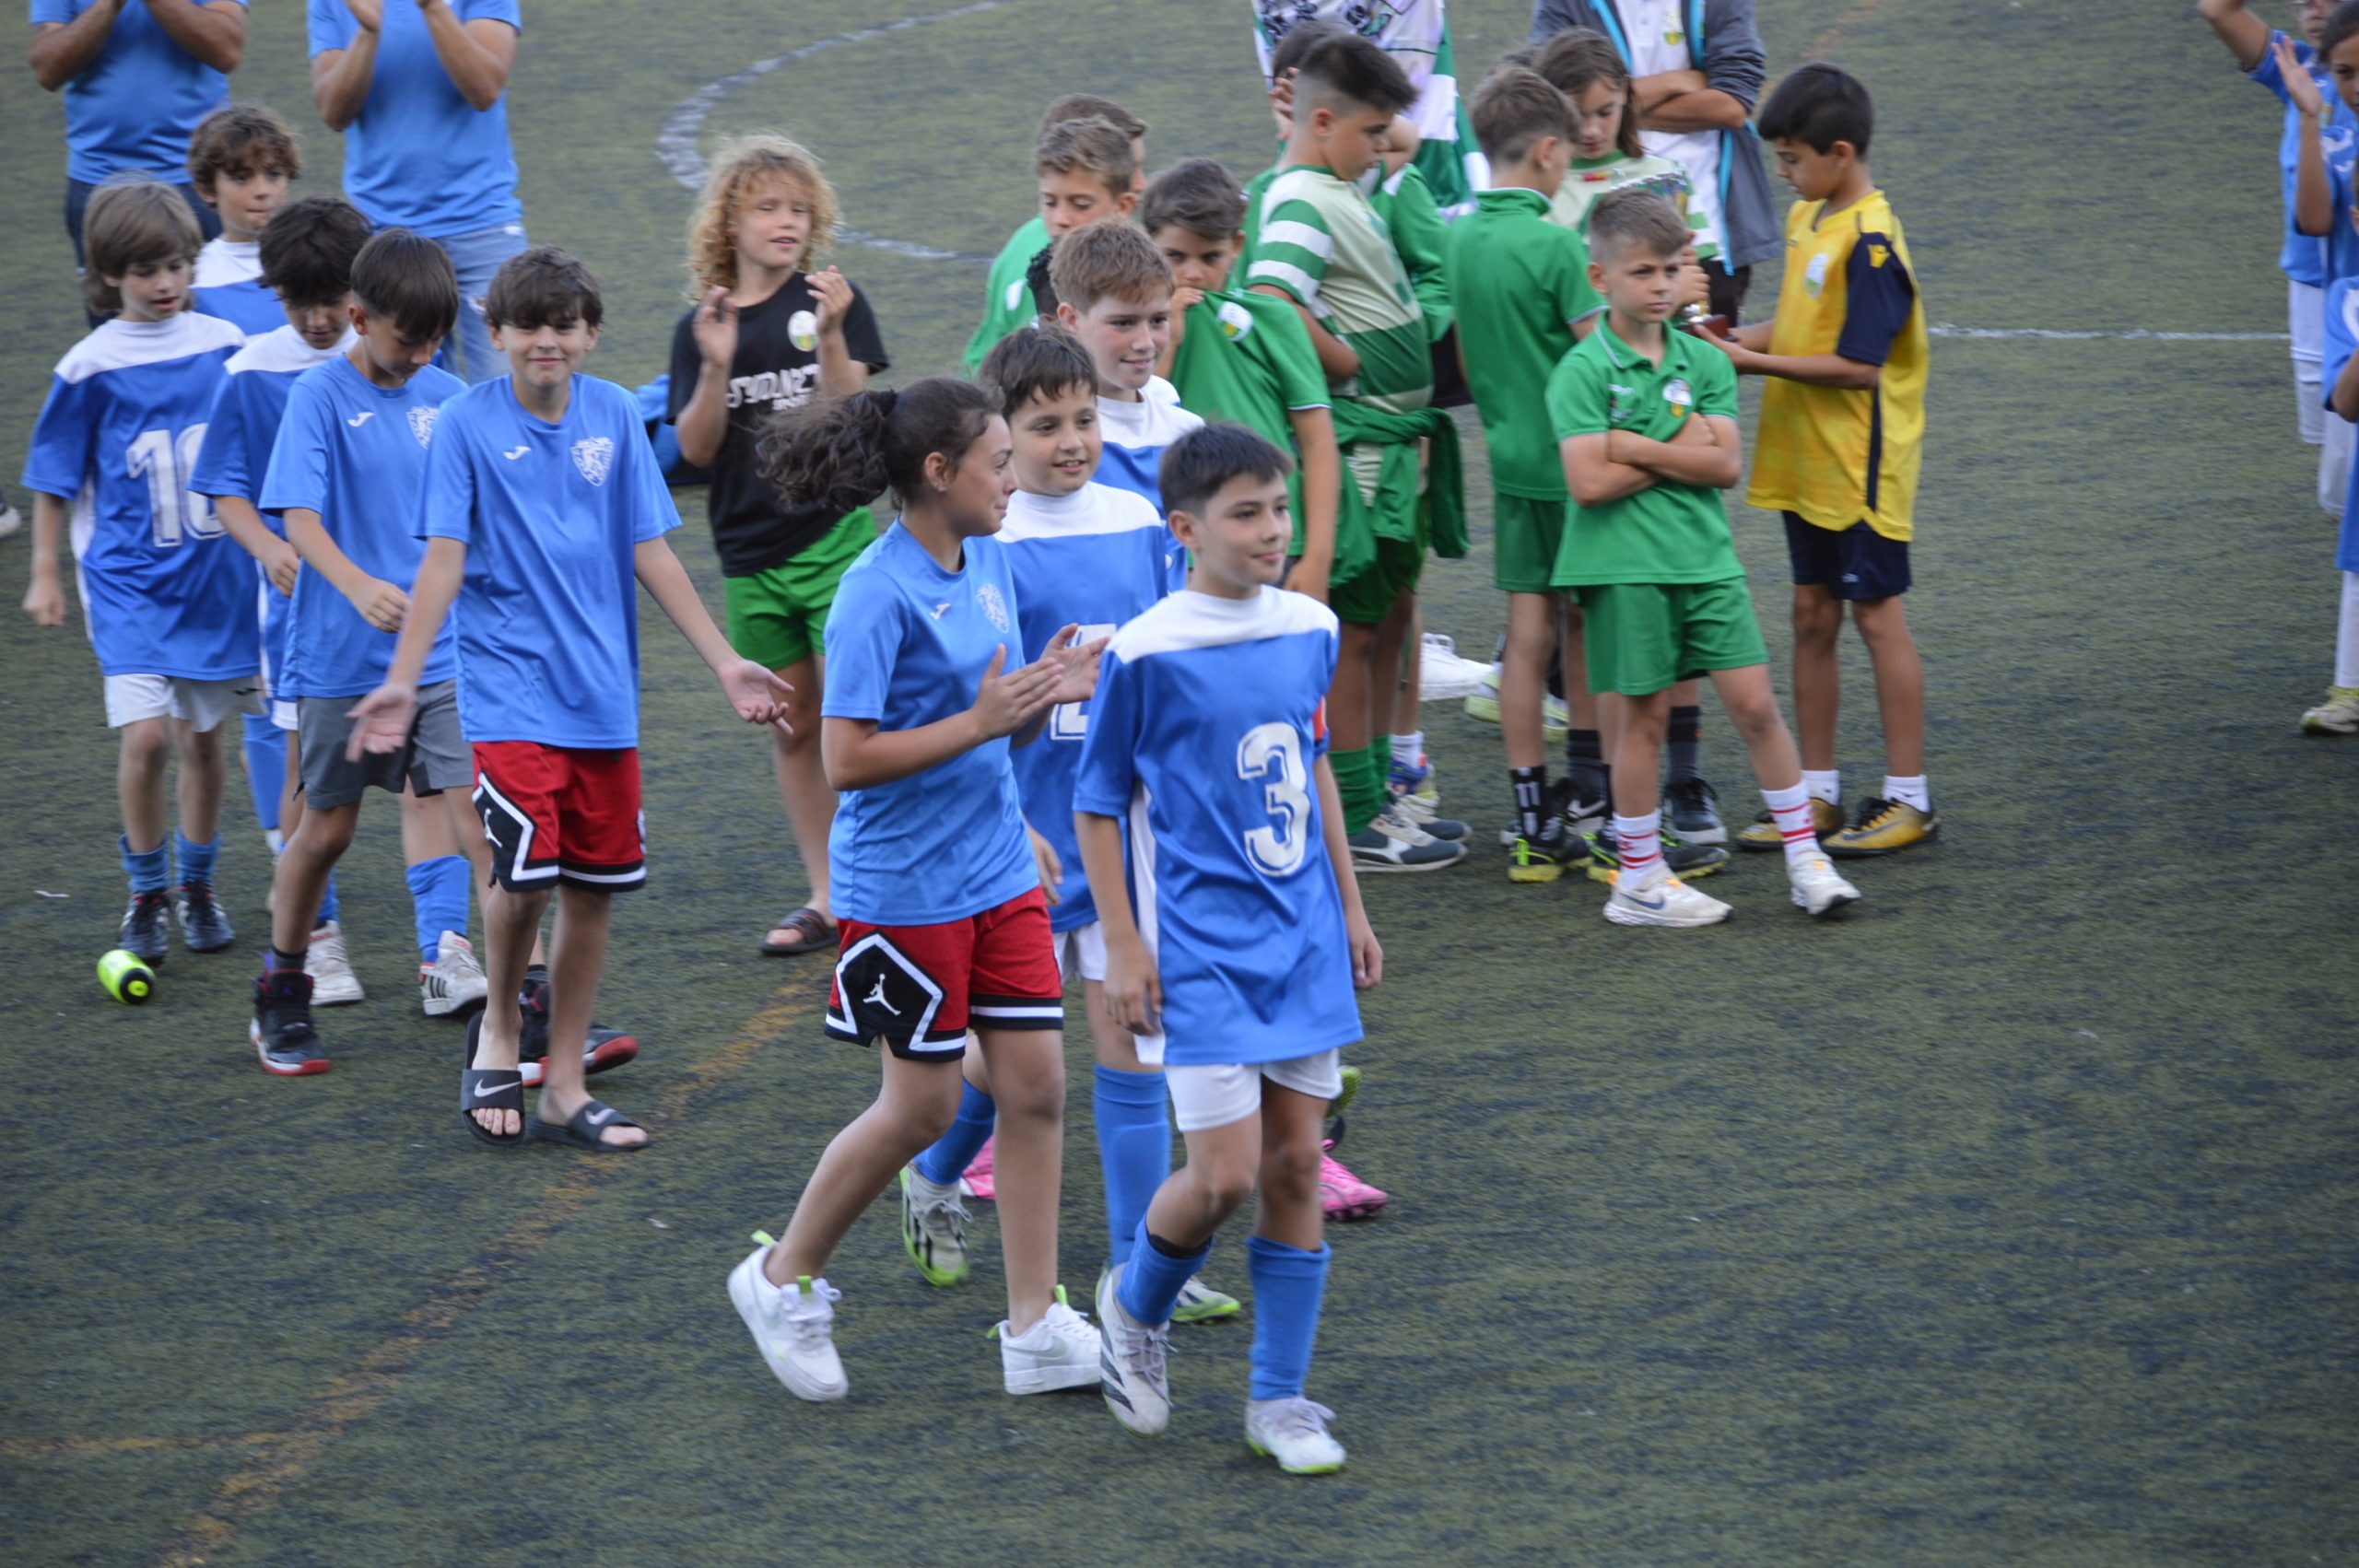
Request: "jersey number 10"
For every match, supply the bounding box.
[126,425,222,548]
[1238,721,1311,877]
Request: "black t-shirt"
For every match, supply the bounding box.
[667,275,889,576]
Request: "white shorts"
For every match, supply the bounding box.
[271,697,299,731]
[2325,413,2353,520]
[1053,921,1106,984]
[1165,1050,1344,1133]
[103,673,264,732]
[2294,279,2328,446]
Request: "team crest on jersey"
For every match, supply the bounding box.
[1662,378,1693,410]
[1607,382,1637,424]
[788,310,819,352]
[1804,253,1831,297]
[975,581,1011,633]
[1868,243,1890,270]
[1217,299,1254,341]
[406,405,439,448]
[571,435,614,486]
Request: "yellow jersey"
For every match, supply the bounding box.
[1745,191,1929,542]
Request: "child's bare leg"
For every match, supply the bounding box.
[1253,1085,1327,1252]
[977,1025,1066,1333]
[1367,591,1414,741]
[1562,602,1600,734]
[1708,663,1802,790]
[532,884,640,1144]
[173,719,226,848]
[1331,623,1378,754]
[271,800,358,953]
[1609,688,1673,824]
[1790,585,1844,774]
[1850,596,1926,778]
[119,717,174,855]
[767,655,835,926]
[469,879,548,1137]
[768,1050,964,1286]
[1144,1113,1263,1251]
[1500,591,1557,770]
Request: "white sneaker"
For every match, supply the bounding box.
[1415,632,1493,701]
[1787,853,1861,919]
[306,919,365,1006]
[1602,864,1731,928]
[1347,808,1465,873]
[0,498,20,539]
[898,1164,969,1286]
[1095,1263,1172,1436]
[999,1287,1103,1395]
[727,1235,847,1401]
[419,930,488,1017]
[1245,1397,1348,1475]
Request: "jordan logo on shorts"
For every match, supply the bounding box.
[863,976,901,1016]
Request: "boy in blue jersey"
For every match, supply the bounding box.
[187,104,301,337]
[240,230,475,1075]
[2273,16,2359,519]
[2311,196,2359,731]
[21,179,252,965]
[897,327,1243,1321]
[1050,224,1205,509]
[1080,425,1381,1475]
[348,250,791,1141]
[730,377,1107,1403]
[194,194,372,1009]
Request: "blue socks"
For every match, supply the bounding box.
[1118,1220,1210,1327]
[405,855,472,962]
[173,831,217,889]
[240,713,284,837]
[1094,1066,1171,1267]
[121,835,169,895]
[914,1082,997,1187]
[1246,1235,1331,1401]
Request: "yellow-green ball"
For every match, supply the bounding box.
[98,948,155,1005]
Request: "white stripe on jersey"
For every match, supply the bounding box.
[226,323,356,377]
[1247,260,1330,318]
[994,482,1167,544]
[1107,586,1339,662]
[1261,219,1335,261]
[194,239,264,289]
[53,314,246,384]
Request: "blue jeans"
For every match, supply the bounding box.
[66,179,221,325]
[429,221,532,383]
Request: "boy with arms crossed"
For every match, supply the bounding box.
[22,179,252,963]
[1084,424,1379,1474]
[1554,191,1860,927]
[1707,65,1935,856]
[962,100,1145,375]
[187,103,300,336]
[670,135,888,958]
[348,249,790,1145]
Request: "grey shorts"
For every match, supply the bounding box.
[297,680,470,809]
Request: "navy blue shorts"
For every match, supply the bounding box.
[1783,514,1910,600]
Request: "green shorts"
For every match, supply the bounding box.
[722,509,875,670]
[1575,578,1767,696]
[1495,494,1568,594]
[1331,534,1424,625]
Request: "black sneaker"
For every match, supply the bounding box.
[173,882,235,952]
[516,967,640,1086]
[119,889,171,965]
[250,970,328,1076]
[1663,776,1728,845]
[1580,825,1730,882]
[1496,776,1590,848]
[1507,826,1578,884]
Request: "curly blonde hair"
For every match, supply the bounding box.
[685,135,838,298]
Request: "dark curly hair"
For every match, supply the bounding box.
[757,378,998,518]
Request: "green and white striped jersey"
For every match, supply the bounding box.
[1247,166,1432,416]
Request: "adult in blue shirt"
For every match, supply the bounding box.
[29,0,244,273]
[308,0,527,382]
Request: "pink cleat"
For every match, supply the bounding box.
[1318,1141,1388,1221]
[958,1136,996,1202]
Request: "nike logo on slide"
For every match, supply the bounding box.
[346,411,374,427]
[471,1082,510,1099]
[503,446,530,460]
[586,1106,616,1125]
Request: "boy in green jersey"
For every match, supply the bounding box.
[961,96,1145,375]
[1550,191,1860,928]
[1444,67,1602,884]
[1145,158,1341,604]
[1247,30,1469,875]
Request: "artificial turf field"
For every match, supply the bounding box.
[3,0,2357,1561]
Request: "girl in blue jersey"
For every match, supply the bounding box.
[728,376,1110,1403]
[1074,423,1382,1475]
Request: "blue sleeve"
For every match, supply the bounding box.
[819,574,900,721]
[2248,29,2297,104]
[29,1,76,25]
[617,400,682,544]
[2324,285,2359,415]
[190,375,251,501]
[463,0,521,30]
[418,412,476,543]
[21,374,94,501]
[260,380,331,516]
[307,0,353,55]
[1071,650,1144,818]
[1833,233,1916,367]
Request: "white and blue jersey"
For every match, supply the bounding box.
[306,0,522,237]
[824,522,1041,928]
[2248,31,2359,287]
[31,0,242,184]
[418,374,678,746]
[2319,278,2359,570]
[193,239,284,337]
[1073,588,1361,1067]
[191,324,354,701]
[264,355,464,698]
[1095,377,1205,510]
[21,312,252,680]
[998,482,1184,933]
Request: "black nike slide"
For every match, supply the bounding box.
[526,1097,646,1153]
[461,1012,525,1149]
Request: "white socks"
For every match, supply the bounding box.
[1391,731,1425,764]
[1883,775,1931,813]
[1802,769,1841,805]
[1760,783,1821,869]
[1613,810,1663,879]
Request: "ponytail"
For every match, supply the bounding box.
[757,378,996,516]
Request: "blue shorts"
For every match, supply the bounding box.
[1783,514,1910,600]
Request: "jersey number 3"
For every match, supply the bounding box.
[127,426,220,548]
[1237,721,1310,876]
